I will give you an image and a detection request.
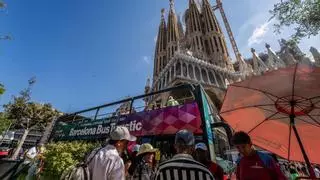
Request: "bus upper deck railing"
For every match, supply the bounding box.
[58,84,197,123]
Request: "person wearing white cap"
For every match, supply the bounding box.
[130,143,158,180]
[154,129,214,180]
[88,126,136,180]
[195,142,224,180]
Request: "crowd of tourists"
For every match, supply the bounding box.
[83,126,320,180]
[5,125,319,180]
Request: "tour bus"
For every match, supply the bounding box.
[49,84,233,161]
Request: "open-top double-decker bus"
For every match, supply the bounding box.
[49,84,233,161]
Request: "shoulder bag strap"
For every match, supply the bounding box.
[85,147,103,165]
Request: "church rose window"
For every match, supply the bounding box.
[195,67,201,81]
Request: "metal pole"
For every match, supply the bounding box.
[290,115,315,178]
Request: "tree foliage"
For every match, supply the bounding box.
[270,0,320,42]
[3,78,60,159]
[42,141,99,178]
[0,112,11,133]
[4,78,59,131]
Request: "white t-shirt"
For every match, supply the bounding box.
[88,145,125,180]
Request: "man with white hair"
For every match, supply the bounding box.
[89,126,136,180]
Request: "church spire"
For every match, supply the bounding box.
[251,48,268,75]
[166,0,180,61]
[177,14,184,40]
[201,0,230,68]
[169,0,175,13]
[153,8,167,81]
[185,0,204,56]
[266,43,286,69]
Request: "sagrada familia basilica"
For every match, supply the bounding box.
[144,0,320,108]
[141,0,320,153]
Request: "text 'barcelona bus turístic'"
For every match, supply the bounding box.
[49,84,233,161]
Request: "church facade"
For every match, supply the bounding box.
[144,0,320,156]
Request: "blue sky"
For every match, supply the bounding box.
[1,0,319,113]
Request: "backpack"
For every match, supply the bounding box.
[236,151,278,179]
[236,151,273,168]
[60,147,102,180]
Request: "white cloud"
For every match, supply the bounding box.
[142,56,150,64]
[248,21,271,46]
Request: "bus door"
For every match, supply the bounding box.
[153,135,175,159]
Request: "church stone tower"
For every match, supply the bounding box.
[153,9,167,79]
[149,0,241,112]
[166,0,180,62]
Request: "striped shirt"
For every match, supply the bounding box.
[154,154,215,180]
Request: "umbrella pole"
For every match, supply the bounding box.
[290,115,316,178]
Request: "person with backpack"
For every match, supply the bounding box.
[194,142,224,180]
[88,126,136,180]
[129,143,157,180]
[232,131,286,180]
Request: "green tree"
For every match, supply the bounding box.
[0,112,11,134]
[42,141,99,178]
[270,0,320,43]
[4,78,60,159]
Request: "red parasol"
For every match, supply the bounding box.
[220,63,320,178]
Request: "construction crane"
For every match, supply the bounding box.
[212,0,243,64]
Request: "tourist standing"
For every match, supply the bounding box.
[129,143,157,180]
[88,126,136,180]
[195,142,224,180]
[232,131,286,180]
[128,144,141,176]
[154,129,214,180]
